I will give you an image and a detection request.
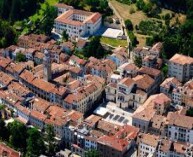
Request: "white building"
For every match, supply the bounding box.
[54,3,102,38]
[168,54,193,82]
[165,112,193,144]
[138,133,159,157]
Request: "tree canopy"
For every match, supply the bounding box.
[8,121,27,152]
[26,128,45,156]
[0,0,41,22]
[84,36,106,59]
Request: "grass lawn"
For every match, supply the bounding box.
[100,37,128,47]
[29,0,59,22]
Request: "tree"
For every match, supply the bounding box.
[16,52,26,62]
[62,30,69,41]
[8,121,27,152]
[84,36,105,59]
[85,149,100,157]
[26,128,45,157]
[134,56,142,68]
[45,125,56,156]
[39,3,57,35]
[0,19,17,48]
[186,108,193,117]
[0,118,9,141]
[125,19,133,31]
[136,0,145,10]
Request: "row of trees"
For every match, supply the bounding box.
[0,119,57,156]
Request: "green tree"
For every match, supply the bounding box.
[62,30,69,41]
[0,118,9,141]
[0,19,17,48]
[85,149,100,157]
[125,19,133,31]
[134,56,142,68]
[26,128,45,157]
[45,125,56,156]
[186,108,193,117]
[39,3,57,35]
[136,0,145,10]
[8,121,27,152]
[16,52,26,62]
[84,36,105,59]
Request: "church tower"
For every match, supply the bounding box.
[43,49,52,81]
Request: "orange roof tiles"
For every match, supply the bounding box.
[133,74,155,91]
[0,143,20,157]
[0,57,11,69]
[119,78,135,87]
[138,133,159,147]
[170,54,193,65]
[139,66,161,78]
[166,112,193,129]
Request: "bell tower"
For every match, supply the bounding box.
[43,49,52,81]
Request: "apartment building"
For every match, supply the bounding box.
[160,77,182,99]
[132,42,163,69]
[137,133,159,157]
[54,3,102,38]
[107,47,129,68]
[132,93,171,133]
[63,75,105,113]
[85,57,116,80]
[97,125,139,157]
[168,54,193,82]
[118,63,139,78]
[165,112,193,144]
[106,75,153,110]
[156,139,193,157]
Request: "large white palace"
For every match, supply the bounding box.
[54,3,102,38]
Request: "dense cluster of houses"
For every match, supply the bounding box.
[1,5,193,156]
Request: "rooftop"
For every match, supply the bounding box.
[169,54,193,65]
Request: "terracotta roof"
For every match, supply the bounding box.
[138,133,159,147]
[151,115,166,129]
[0,71,14,86]
[19,70,35,83]
[160,77,182,89]
[97,120,121,135]
[30,110,47,121]
[166,112,193,129]
[158,139,172,153]
[138,66,161,78]
[0,57,11,69]
[5,63,25,74]
[170,54,193,65]
[172,142,189,154]
[119,78,135,87]
[31,98,51,113]
[133,93,170,121]
[83,114,102,127]
[133,74,155,91]
[0,143,20,157]
[55,3,74,9]
[55,8,101,26]
[121,63,139,71]
[98,135,129,152]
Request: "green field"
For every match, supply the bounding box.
[100,37,128,47]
